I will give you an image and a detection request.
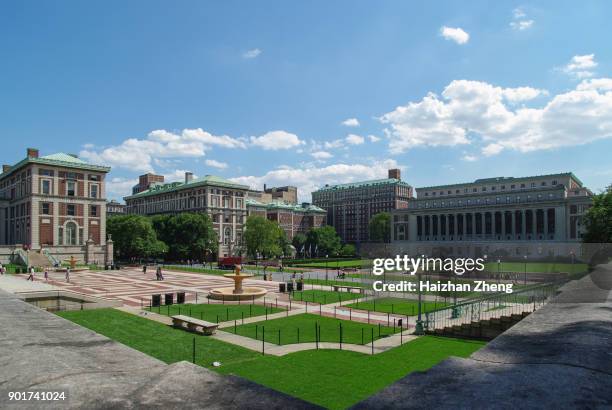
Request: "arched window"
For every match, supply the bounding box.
[65,222,78,245]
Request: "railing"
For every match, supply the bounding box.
[423,281,562,331]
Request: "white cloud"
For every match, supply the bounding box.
[230,159,403,202]
[510,8,534,31]
[368,135,381,142]
[106,177,138,200]
[341,118,360,127]
[440,26,470,44]
[562,54,598,79]
[324,139,344,149]
[482,143,504,156]
[205,159,228,169]
[250,130,305,150]
[345,134,365,145]
[242,48,262,59]
[577,78,612,91]
[163,169,197,182]
[80,128,246,172]
[311,151,333,160]
[462,155,478,162]
[380,78,612,156]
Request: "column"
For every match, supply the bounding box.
[543,209,548,240]
[521,210,526,239]
[471,213,476,238]
[511,211,516,240]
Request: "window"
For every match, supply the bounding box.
[41,180,51,195]
[531,182,536,187]
[511,184,516,189]
[65,222,77,245]
[40,169,54,177]
[91,205,98,217]
[541,181,546,186]
[552,180,557,186]
[67,204,76,216]
[67,181,76,196]
[520,183,525,188]
[90,184,98,198]
[41,203,50,215]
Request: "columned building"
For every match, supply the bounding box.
[390,173,593,259]
[0,148,112,265]
[312,169,412,244]
[124,172,249,257]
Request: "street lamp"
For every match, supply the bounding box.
[325,254,329,282]
[497,259,501,284]
[415,254,425,335]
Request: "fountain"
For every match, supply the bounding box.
[209,265,267,301]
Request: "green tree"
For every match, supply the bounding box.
[369,212,391,243]
[244,216,285,258]
[151,213,217,261]
[340,243,356,257]
[306,226,342,257]
[292,233,307,256]
[583,184,612,243]
[107,215,167,260]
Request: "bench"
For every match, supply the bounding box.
[171,315,218,335]
[332,285,364,294]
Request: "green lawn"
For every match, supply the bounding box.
[293,259,371,269]
[345,297,450,316]
[146,302,283,323]
[162,265,237,276]
[483,261,588,274]
[231,313,399,345]
[303,278,366,288]
[290,290,364,305]
[57,308,485,410]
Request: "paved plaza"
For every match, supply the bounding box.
[12,267,282,308]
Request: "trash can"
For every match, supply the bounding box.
[279,283,286,293]
[287,282,294,292]
[177,292,185,304]
[152,294,161,307]
[165,293,174,305]
[297,281,303,291]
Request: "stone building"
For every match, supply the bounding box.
[0,148,112,265]
[106,200,126,216]
[389,173,593,259]
[124,172,249,257]
[312,169,413,244]
[246,199,326,240]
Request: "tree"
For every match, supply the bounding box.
[151,213,217,261]
[583,184,612,243]
[107,215,167,260]
[369,212,391,243]
[292,233,307,256]
[340,243,356,257]
[306,226,342,257]
[244,216,285,259]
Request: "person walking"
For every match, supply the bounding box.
[158,266,164,281]
[44,268,49,281]
[27,266,35,281]
[0,263,4,275]
[143,264,147,274]
[65,267,71,283]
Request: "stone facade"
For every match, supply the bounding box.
[0,148,112,265]
[390,173,593,259]
[312,169,413,244]
[124,172,249,257]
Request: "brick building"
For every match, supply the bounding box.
[246,199,326,240]
[0,148,112,265]
[312,169,413,243]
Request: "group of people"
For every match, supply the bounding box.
[143,265,164,281]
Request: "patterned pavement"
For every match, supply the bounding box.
[23,267,282,308]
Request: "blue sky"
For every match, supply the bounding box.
[1,1,611,201]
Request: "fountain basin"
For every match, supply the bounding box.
[208,286,267,301]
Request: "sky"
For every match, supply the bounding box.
[1,0,611,202]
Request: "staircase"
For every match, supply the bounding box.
[429,312,531,340]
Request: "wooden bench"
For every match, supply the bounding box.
[171,315,218,335]
[332,285,364,294]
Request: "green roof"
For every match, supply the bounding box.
[417,172,584,190]
[246,198,325,213]
[0,152,110,179]
[125,175,250,199]
[313,178,411,192]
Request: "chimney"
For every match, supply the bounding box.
[388,169,401,180]
[185,172,193,183]
[2,165,11,174]
[263,183,267,191]
[27,148,39,158]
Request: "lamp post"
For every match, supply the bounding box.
[497,259,501,284]
[415,255,425,335]
[325,254,329,282]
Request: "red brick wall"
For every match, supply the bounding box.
[39,218,53,245]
